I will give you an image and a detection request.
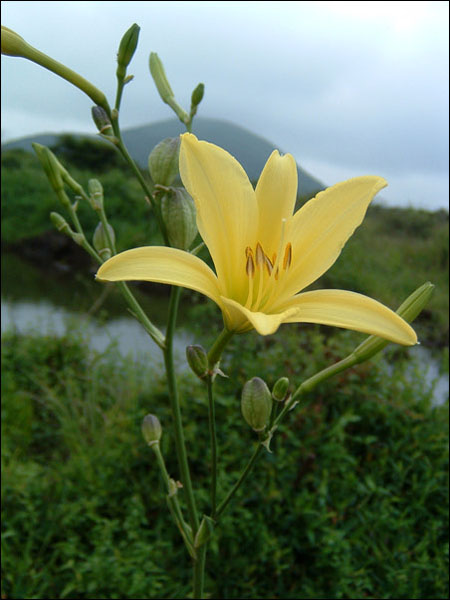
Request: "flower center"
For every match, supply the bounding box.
[244,237,292,311]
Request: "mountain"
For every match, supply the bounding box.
[2,117,325,198]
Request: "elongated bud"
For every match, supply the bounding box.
[1,26,27,56]
[88,179,104,211]
[272,377,289,402]
[93,222,115,260]
[117,23,140,79]
[186,345,209,379]
[191,83,205,108]
[149,53,189,123]
[241,377,272,432]
[92,105,114,137]
[149,52,174,103]
[2,26,108,109]
[50,212,84,245]
[148,137,180,186]
[161,188,197,250]
[141,414,162,446]
[50,212,72,235]
[353,282,434,363]
[32,143,64,193]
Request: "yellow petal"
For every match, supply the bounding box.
[179,133,258,302]
[283,176,387,297]
[280,289,417,345]
[220,296,301,336]
[255,150,297,255]
[96,246,222,305]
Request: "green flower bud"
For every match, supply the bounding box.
[149,52,189,124]
[116,23,140,78]
[186,345,209,379]
[141,414,162,446]
[1,26,27,56]
[32,143,64,193]
[92,105,114,137]
[353,282,434,364]
[148,137,180,186]
[88,179,104,211]
[161,188,197,250]
[272,377,289,402]
[149,52,174,103]
[50,212,72,235]
[93,222,115,260]
[2,26,108,108]
[191,83,205,108]
[241,377,272,432]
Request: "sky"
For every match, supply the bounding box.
[1,0,449,209]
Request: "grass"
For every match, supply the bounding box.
[1,327,448,599]
[1,142,449,598]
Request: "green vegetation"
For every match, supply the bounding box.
[1,328,448,599]
[2,143,448,346]
[2,140,449,598]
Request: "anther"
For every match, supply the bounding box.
[283,243,292,270]
[255,243,265,267]
[246,254,255,277]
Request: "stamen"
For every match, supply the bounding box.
[264,254,273,276]
[246,253,255,277]
[255,243,265,267]
[271,219,287,279]
[283,243,292,270]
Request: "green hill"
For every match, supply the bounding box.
[1,117,325,198]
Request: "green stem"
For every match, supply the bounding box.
[193,545,207,599]
[116,281,165,349]
[274,354,357,427]
[215,443,264,520]
[207,328,234,368]
[206,376,218,519]
[151,443,195,557]
[164,286,199,534]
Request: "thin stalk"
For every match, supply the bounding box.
[193,545,207,599]
[164,286,199,534]
[206,376,218,519]
[152,443,195,557]
[207,328,234,368]
[274,354,357,427]
[215,443,264,520]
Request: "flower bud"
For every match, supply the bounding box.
[141,414,162,446]
[116,23,140,78]
[161,188,197,250]
[32,143,64,193]
[191,83,205,108]
[186,345,209,379]
[50,212,72,235]
[88,179,104,211]
[272,377,289,402]
[353,282,434,364]
[2,26,108,108]
[149,53,189,123]
[241,377,272,432]
[148,137,180,186]
[1,26,27,56]
[149,52,174,101]
[92,105,114,137]
[93,222,115,260]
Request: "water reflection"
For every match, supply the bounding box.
[2,252,448,404]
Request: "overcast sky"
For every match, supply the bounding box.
[2,1,449,209]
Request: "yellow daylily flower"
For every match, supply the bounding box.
[97,133,417,346]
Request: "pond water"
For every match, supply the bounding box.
[2,252,448,405]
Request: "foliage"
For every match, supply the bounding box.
[1,147,161,250]
[2,330,448,599]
